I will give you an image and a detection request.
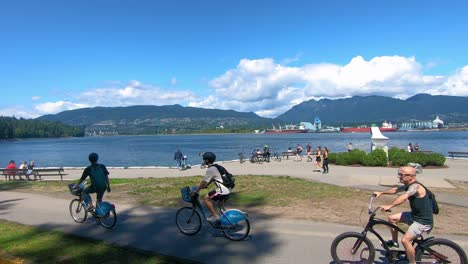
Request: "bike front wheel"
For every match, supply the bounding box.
[330,232,375,264]
[223,218,250,241]
[69,199,87,223]
[99,210,117,229]
[416,238,467,264]
[176,207,202,235]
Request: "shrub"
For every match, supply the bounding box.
[349,149,367,165]
[363,148,388,166]
[328,153,337,163]
[335,152,351,165]
[389,148,411,166]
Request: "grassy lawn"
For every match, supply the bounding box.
[0,175,365,208]
[0,220,197,264]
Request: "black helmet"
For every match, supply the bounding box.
[202,152,216,164]
[88,152,99,163]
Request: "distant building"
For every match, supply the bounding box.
[432,116,444,128]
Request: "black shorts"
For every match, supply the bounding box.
[208,190,230,201]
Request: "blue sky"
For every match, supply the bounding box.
[1,0,467,118]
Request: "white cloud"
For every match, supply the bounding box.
[191,56,460,117]
[35,101,89,115]
[3,55,468,119]
[31,96,41,101]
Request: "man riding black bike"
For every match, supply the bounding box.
[193,152,230,224]
[373,166,433,264]
[75,153,111,211]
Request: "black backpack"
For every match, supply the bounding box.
[213,164,235,189]
[415,181,440,215]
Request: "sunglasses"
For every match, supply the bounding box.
[398,173,414,178]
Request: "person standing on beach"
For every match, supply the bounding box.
[347,142,353,152]
[75,153,111,211]
[322,147,329,174]
[174,149,183,169]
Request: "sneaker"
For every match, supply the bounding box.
[207,215,220,225]
[385,240,399,248]
[87,205,95,212]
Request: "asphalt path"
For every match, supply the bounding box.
[1,191,467,263]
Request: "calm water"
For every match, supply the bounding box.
[1,131,467,167]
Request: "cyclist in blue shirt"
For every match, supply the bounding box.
[75,153,111,211]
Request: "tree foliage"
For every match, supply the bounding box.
[0,116,84,139]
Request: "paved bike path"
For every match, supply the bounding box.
[1,191,467,264]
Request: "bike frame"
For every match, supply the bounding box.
[354,196,448,261]
[189,194,238,228]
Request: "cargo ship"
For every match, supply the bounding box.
[340,121,398,133]
[263,124,308,134]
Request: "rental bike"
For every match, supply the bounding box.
[330,195,467,264]
[175,186,250,241]
[68,183,117,229]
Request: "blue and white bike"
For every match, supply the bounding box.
[176,186,250,241]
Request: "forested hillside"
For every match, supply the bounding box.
[0,116,84,139]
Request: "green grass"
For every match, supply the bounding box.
[0,220,197,264]
[0,175,364,208]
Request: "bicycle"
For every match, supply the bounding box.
[330,194,467,263]
[175,186,250,241]
[271,152,282,162]
[180,155,191,170]
[68,183,117,229]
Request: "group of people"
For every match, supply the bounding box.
[76,150,432,264]
[407,143,420,152]
[288,144,330,174]
[4,160,36,180]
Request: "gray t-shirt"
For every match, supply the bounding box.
[203,165,231,194]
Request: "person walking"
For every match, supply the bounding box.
[174,149,183,169]
[313,146,322,172]
[322,147,329,174]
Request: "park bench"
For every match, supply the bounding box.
[282,151,297,159]
[448,151,468,159]
[0,169,28,181]
[1,168,68,181]
[34,168,68,181]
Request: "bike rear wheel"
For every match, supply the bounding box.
[176,207,202,235]
[222,218,250,241]
[416,238,467,264]
[99,210,117,229]
[69,199,87,223]
[330,232,375,264]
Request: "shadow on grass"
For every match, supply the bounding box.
[0,181,31,191]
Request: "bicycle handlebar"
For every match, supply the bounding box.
[368,195,391,215]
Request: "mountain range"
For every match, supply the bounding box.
[37,94,468,133]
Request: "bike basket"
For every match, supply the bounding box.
[181,186,192,202]
[68,183,80,196]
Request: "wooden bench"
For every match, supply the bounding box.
[448,151,468,159]
[0,169,29,181]
[34,168,68,181]
[282,151,297,159]
[1,168,68,181]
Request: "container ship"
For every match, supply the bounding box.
[340,121,398,133]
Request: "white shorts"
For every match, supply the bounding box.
[400,211,432,238]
